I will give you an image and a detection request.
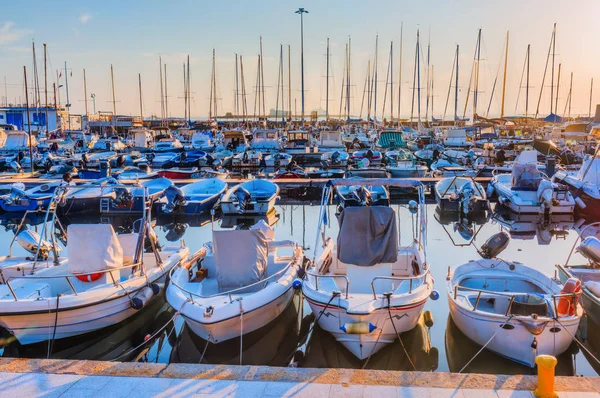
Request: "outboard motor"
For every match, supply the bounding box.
[478,231,510,259]
[113,187,133,206]
[211,159,222,170]
[233,186,253,214]
[16,229,59,260]
[577,236,600,264]
[350,186,373,206]
[161,185,186,214]
[9,160,22,173]
[331,151,340,165]
[4,183,27,205]
[457,181,476,215]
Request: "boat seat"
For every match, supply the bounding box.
[1,282,51,300]
[347,263,393,294]
[117,233,138,265]
[392,247,415,276]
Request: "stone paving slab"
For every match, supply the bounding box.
[0,358,599,396]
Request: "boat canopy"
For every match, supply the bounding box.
[213,229,268,289]
[577,156,600,186]
[377,131,405,148]
[67,224,124,274]
[336,206,398,267]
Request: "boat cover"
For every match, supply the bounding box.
[511,163,542,189]
[213,229,268,288]
[336,206,398,266]
[67,224,123,273]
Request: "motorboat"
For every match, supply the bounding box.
[0,181,62,213]
[335,179,390,209]
[0,206,195,345]
[434,177,489,214]
[150,152,182,169]
[191,131,215,151]
[220,130,248,153]
[350,149,382,166]
[303,179,434,359]
[376,129,406,150]
[113,166,158,181]
[489,150,575,215]
[56,177,180,215]
[221,179,279,215]
[317,129,346,153]
[232,150,291,169]
[443,128,470,148]
[557,222,600,326]
[157,167,200,179]
[162,178,227,215]
[166,220,303,344]
[320,150,349,167]
[385,150,428,178]
[447,237,582,367]
[128,128,155,152]
[153,137,184,153]
[552,148,600,218]
[250,129,282,151]
[283,130,313,154]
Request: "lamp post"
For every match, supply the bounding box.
[295,7,308,123]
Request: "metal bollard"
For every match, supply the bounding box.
[533,355,558,398]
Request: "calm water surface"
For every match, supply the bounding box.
[0,204,598,376]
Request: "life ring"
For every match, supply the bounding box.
[557,277,581,317]
[76,273,104,282]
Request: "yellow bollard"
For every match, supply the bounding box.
[533,355,558,398]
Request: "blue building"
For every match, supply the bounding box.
[0,106,60,133]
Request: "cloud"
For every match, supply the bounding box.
[0,21,32,45]
[79,13,92,24]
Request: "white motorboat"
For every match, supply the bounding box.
[447,235,582,367]
[303,179,434,359]
[221,179,279,215]
[434,177,489,214]
[489,150,575,215]
[164,178,227,215]
[166,221,303,344]
[0,203,195,345]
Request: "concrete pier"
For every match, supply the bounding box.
[0,358,598,397]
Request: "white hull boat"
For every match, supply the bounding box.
[221,179,279,215]
[166,222,303,343]
[303,179,434,359]
[447,256,582,367]
[434,177,489,214]
[0,223,191,345]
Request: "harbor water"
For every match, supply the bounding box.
[0,203,598,376]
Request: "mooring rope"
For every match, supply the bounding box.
[459,315,513,373]
[554,316,600,366]
[386,297,417,371]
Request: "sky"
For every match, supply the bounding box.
[0,0,599,120]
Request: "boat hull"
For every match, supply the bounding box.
[221,195,277,215]
[448,295,579,367]
[305,297,427,360]
[181,287,294,344]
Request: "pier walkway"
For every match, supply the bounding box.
[0,358,598,397]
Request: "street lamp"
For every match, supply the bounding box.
[90,93,96,114]
[295,7,308,123]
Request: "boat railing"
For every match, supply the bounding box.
[2,261,148,301]
[170,253,300,304]
[306,271,350,299]
[453,285,582,318]
[370,267,432,299]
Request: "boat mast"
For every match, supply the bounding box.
[183,63,187,122]
[473,29,481,120]
[397,22,403,127]
[164,64,169,122]
[275,46,282,122]
[462,31,477,120]
[535,24,555,119]
[65,61,71,129]
[390,40,394,122]
[431,65,434,120]
[260,37,265,120]
[235,54,240,125]
[425,30,431,123]
[159,56,164,123]
[359,60,369,120]
[550,24,556,115]
[410,30,417,124]
[568,72,573,119]
[187,55,191,123]
[366,59,372,122]
[555,63,561,115]
[339,44,347,120]
[500,31,509,118]
[288,45,291,122]
[417,29,422,126]
[347,36,351,121]
[326,37,330,121]
[24,66,33,171]
[526,45,530,118]
[110,64,116,127]
[253,55,260,122]
[240,55,248,122]
[43,43,49,133]
[373,35,378,124]
[455,45,459,121]
[138,73,143,120]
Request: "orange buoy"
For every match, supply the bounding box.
[557,278,581,317]
[76,273,104,282]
